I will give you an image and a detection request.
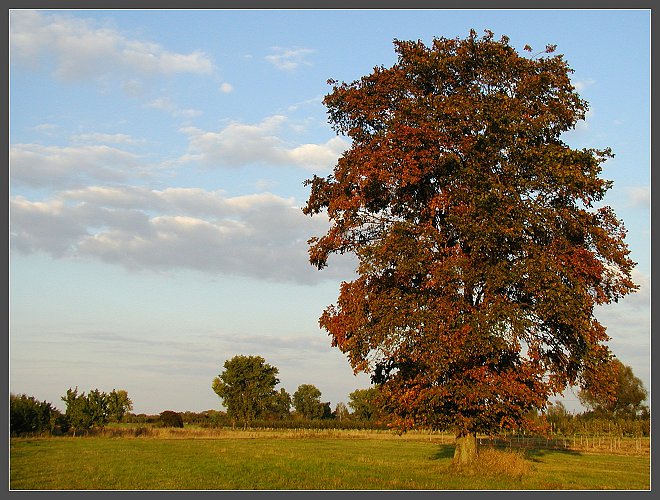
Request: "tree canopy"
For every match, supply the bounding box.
[106,389,133,423]
[348,387,382,421]
[578,359,648,418]
[61,387,108,435]
[292,384,325,420]
[303,30,637,463]
[212,355,280,428]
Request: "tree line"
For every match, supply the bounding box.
[8,356,386,437]
[10,387,133,437]
[211,354,383,429]
[209,354,649,435]
[10,354,648,438]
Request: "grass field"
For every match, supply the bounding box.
[9,429,651,490]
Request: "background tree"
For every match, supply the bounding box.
[348,387,382,421]
[578,359,648,418]
[212,355,280,429]
[62,388,97,435]
[10,393,63,436]
[320,401,333,419]
[545,401,571,433]
[334,402,350,421]
[292,384,325,420]
[303,30,637,465]
[107,389,133,423]
[86,389,109,428]
[60,387,130,434]
[270,388,292,420]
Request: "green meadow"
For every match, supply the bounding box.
[10,429,650,490]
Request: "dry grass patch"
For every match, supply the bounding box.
[453,447,531,479]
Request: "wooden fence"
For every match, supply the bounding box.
[477,433,649,455]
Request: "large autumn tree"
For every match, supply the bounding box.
[303,30,637,464]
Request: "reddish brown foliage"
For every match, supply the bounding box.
[303,31,637,437]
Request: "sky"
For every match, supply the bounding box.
[9,9,651,415]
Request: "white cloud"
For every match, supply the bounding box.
[594,268,650,394]
[255,178,279,192]
[33,123,58,135]
[180,116,348,171]
[10,197,91,257]
[71,132,143,145]
[288,138,347,169]
[573,78,596,92]
[10,10,214,82]
[10,143,145,188]
[10,187,356,285]
[265,47,314,71]
[625,186,650,209]
[146,97,203,119]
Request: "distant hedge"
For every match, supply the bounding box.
[199,418,390,431]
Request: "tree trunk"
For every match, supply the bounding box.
[453,432,478,465]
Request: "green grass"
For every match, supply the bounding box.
[10,431,650,490]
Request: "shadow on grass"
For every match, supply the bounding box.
[523,446,583,462]
[431,443,584,463]
[431,444,456,460]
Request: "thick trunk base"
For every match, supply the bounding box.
[453,433,478,466]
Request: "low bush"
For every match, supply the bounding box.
[159,411,184,428]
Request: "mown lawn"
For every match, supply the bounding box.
[9,432,650,490]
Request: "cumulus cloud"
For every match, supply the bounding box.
[10,187,356,285]
[265,47,314,71]
[180,115,347,170]
[10,10,214,82]
[10,143,146,188]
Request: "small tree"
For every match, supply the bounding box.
[62,387,95,435]
[86,389,109,428]
[212,355,280,429]
[107,389,133,423]
[270,388,292,420]
[293,384,325,420]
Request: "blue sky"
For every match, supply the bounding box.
[9,9,650,415]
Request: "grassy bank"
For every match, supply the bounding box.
[10,430,650,490]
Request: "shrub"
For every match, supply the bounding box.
[10,393,62,436]
[159,410,184,428]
